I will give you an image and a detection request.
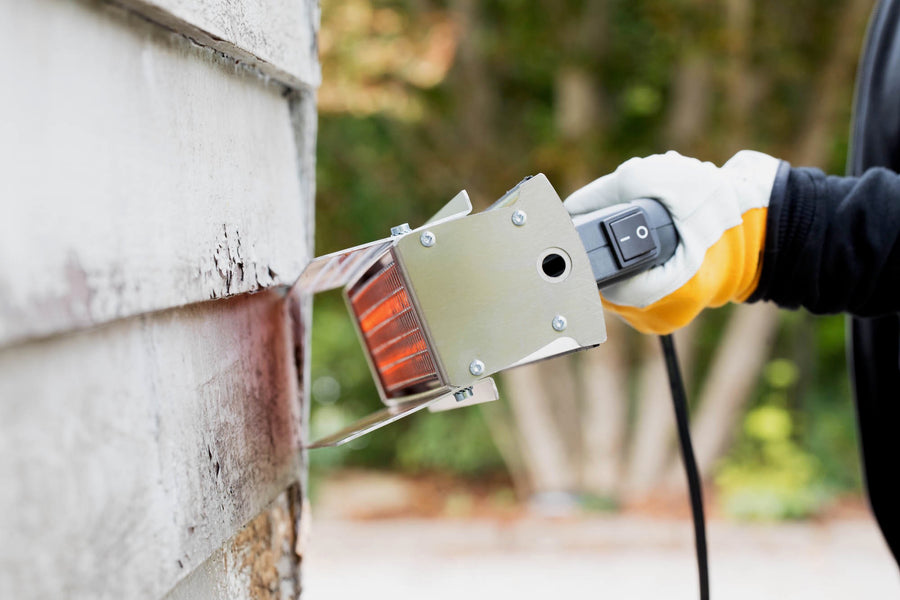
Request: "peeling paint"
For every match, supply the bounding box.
[203,223,285,300]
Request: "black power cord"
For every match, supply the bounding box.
[659,334,710,600]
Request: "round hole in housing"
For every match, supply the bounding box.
[542,254,566,277]
[537,248,572,282]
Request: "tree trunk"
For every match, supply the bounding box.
[791,0,876,167]
[503,360,580,494]
[479,400,533,498]
[624,324,698,498]
[666,303,780,487]
[721,0,753,152]
[578,318,630,496]
[664,54,714,153]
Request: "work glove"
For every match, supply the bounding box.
[564,150,782,334]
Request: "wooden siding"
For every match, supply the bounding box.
[0,0,316,598]
[0,291,304,599]
[115,0,321,88]
[0,0,315,347]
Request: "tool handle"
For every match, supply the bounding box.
[573,198,678,289]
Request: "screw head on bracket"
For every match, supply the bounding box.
[552,314,568,332]
[391,223,412,236]
[420,230,436,247]
[468,359,485,376]
[454,387,474,402]
[511,210,527,226]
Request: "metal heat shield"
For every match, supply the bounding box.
[392,174,607,388]
[299,175,607,448]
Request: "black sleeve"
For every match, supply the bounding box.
[748,162,900,316]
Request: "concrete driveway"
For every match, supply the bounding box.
[304,515,900,599]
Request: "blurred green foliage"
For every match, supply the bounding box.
[310,0,870,515]
[713,312,860,519]
[717,358,826,519]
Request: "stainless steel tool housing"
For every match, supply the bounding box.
[295,174,607,447]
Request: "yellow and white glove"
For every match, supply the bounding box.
[564,150,782,334]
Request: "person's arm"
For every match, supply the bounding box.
[750,165,900,316]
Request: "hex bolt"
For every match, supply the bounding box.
[391,223,412,236]
[420,230,436,247]
[511,210,527,226]
[454,387,474,402]
[468,359,485,377]
[552,314,568,332]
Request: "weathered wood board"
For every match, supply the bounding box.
[0,0,317,597]
[0,290,304,600]
[163,486,305,600]
[114,0,321,89]
[0,0,315,347]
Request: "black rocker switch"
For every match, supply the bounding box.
[609,212,656,261]
[573,198,679,289]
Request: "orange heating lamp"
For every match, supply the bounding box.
[348,251,441,398]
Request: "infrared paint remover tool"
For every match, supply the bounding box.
[293,174,676,448]
[293,175,713,600]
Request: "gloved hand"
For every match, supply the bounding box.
[564,150,782,334]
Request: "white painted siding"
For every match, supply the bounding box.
[0,0,315,347]
[116,0,321,88]
[0,0,316,598]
